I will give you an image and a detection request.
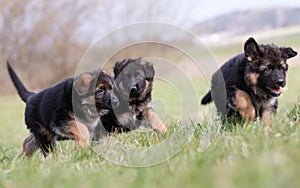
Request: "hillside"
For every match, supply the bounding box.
[191,8,300,36]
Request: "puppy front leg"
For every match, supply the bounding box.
[262,108,272,131]
[66,120,90,148]
[117,112,136,130]
[143,108,167,134]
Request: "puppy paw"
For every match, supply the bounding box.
[77,139,90,148]
[264,125,272,138]
[154,123,168,134]
[117,113,137,130]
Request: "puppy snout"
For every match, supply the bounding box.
[95,90,103,100]
[109,89,119,106]
[277,78,286,87]
[111,95,119,107]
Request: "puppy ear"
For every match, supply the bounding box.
[113,61,122,78]
[244,37,260,61]
[113,59,128,78]
[143,61,155,79]
[281,47,297,59]
[74,73,93,96]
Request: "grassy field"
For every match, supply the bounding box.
[1,36,300,188]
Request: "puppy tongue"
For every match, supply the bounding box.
[273,87,281,94]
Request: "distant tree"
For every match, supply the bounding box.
[0,0,197,94]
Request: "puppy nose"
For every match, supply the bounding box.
[111,96,119,107]
[130,85,137,92]
[277,78,285,87]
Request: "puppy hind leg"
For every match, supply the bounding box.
[23,132,55,158]
[22,133,39,157]
[233,90,256,123]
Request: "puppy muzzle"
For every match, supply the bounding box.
[110,95,119,107]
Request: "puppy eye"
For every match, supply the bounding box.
[99,86,106,91]
[264,66,272,73]
[96,86,106,93]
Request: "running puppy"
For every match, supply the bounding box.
[7,62,118,157]
[201,37,297,127]
[94,58,167,139]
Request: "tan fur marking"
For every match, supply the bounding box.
[233,90,256,123]
[97,83,105,88]
[280,61,287,70]
[138,80,151,100]
[249,73,259,85]
[74,74,93,95]
[67,121,90,148]
[263,61,271,66]
[262,108,272,129]
[144,108,167,134]
[259,46,265,53]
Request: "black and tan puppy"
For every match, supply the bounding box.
[94,58,167,139]
[201,37,297,128]
[7,62,118,157]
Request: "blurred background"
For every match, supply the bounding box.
[1,0,300,94]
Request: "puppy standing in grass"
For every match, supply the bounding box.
[7,62,118,157]
[201,37,297,128]
[94,58,167,139]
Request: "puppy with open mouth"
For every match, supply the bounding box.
[7,62,118,157]
[201,37,297,128]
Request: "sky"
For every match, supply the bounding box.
[188,0,300,24]
[62,0,300,43]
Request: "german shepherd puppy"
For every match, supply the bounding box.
[7,62,118,157]
[94,58,167,139]
[201,37,297,127]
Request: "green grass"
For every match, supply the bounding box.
[1,33,300,187]
[1,68,300,187]
[1,99,300,187]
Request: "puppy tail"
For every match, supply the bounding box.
[7,62,34,102]
[201,90,212,105]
